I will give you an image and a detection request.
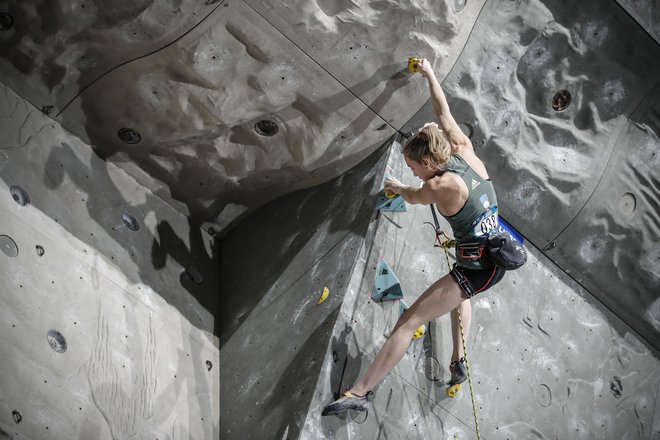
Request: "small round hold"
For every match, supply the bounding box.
[619,193,636,216]
[332,350,339,363]
[206,360,213,371]
[121,212,140,231]
[12,410,22,424]
[36,245,45,256]
[117,128,142,144]
[384,189,396,199]
[0,235,18,258]
[47,329,67,353]
[254,120,278,137]
[10,185,30,206]
[0,13,14,31]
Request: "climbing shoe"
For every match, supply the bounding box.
[321,390,372,416]
[449,357,467,386]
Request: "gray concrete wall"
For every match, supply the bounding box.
[0,83,219,439]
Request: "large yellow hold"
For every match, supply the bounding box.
[317,287,330,305]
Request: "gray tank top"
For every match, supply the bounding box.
[437,155,499,269]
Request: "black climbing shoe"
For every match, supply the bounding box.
[321,390,372,416]
[449,357,467,386]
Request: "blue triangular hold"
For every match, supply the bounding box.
[399,299,409,315]
[372,259,403,302]
[376,172,407,212]
[379,196,407,212]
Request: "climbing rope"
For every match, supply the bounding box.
[428,206,481,440]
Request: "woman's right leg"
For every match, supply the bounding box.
[349,273,466,396]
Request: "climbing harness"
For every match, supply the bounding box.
[428,205,482,440]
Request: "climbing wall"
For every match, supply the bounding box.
[403,0,660,352]
[302,139,660,439]
[0,83,219,438]
[0,0,486,234]
[219,141,389,440]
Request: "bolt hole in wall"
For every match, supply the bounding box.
[254,120,278,137]
[117,127,142,144]
[10,185,30,206]
[0,12,13,30]
[552,90,571,111]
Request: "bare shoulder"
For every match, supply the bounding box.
[430,173,468,216]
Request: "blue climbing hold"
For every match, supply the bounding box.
[372,259,403,302]
[399,299,409,315]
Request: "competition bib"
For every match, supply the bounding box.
[469,206,499,239]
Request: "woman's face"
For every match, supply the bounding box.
[404,155,435,181]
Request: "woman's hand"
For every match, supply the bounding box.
[419,58,435,78]
[384,176,406,195]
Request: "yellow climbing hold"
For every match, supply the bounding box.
[317,287,330,305]
[408,56,422,73]
[384,189,396,199]
[412,324,426,339]
[446,383,461,398]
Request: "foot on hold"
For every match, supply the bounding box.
[321,390,372,416]
[446,358,467,398]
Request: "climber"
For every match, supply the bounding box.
[322,58,505,415]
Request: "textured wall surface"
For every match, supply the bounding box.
[0,0,484,233]
[220,143,388,440]
[303,142,660,439]
[403,0,660,352]
[1,0,659,438]
[0,84,219,438]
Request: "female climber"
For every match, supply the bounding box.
[322,58,506,416]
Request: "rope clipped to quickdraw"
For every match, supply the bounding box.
[428,205,482,440]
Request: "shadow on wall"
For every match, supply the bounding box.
[42,141,219,331]
[218,142,388,349]
[267,306,342,440]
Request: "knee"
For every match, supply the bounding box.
[394,309,423,334]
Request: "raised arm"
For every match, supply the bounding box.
[419,59,471,152]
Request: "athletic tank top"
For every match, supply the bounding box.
[438,155,499,268]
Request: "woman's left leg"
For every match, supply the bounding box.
[450,299,471,362]
[348,272,466,396]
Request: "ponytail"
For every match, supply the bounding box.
[403,124,451,169]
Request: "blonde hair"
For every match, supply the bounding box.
[403,124,451,170]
